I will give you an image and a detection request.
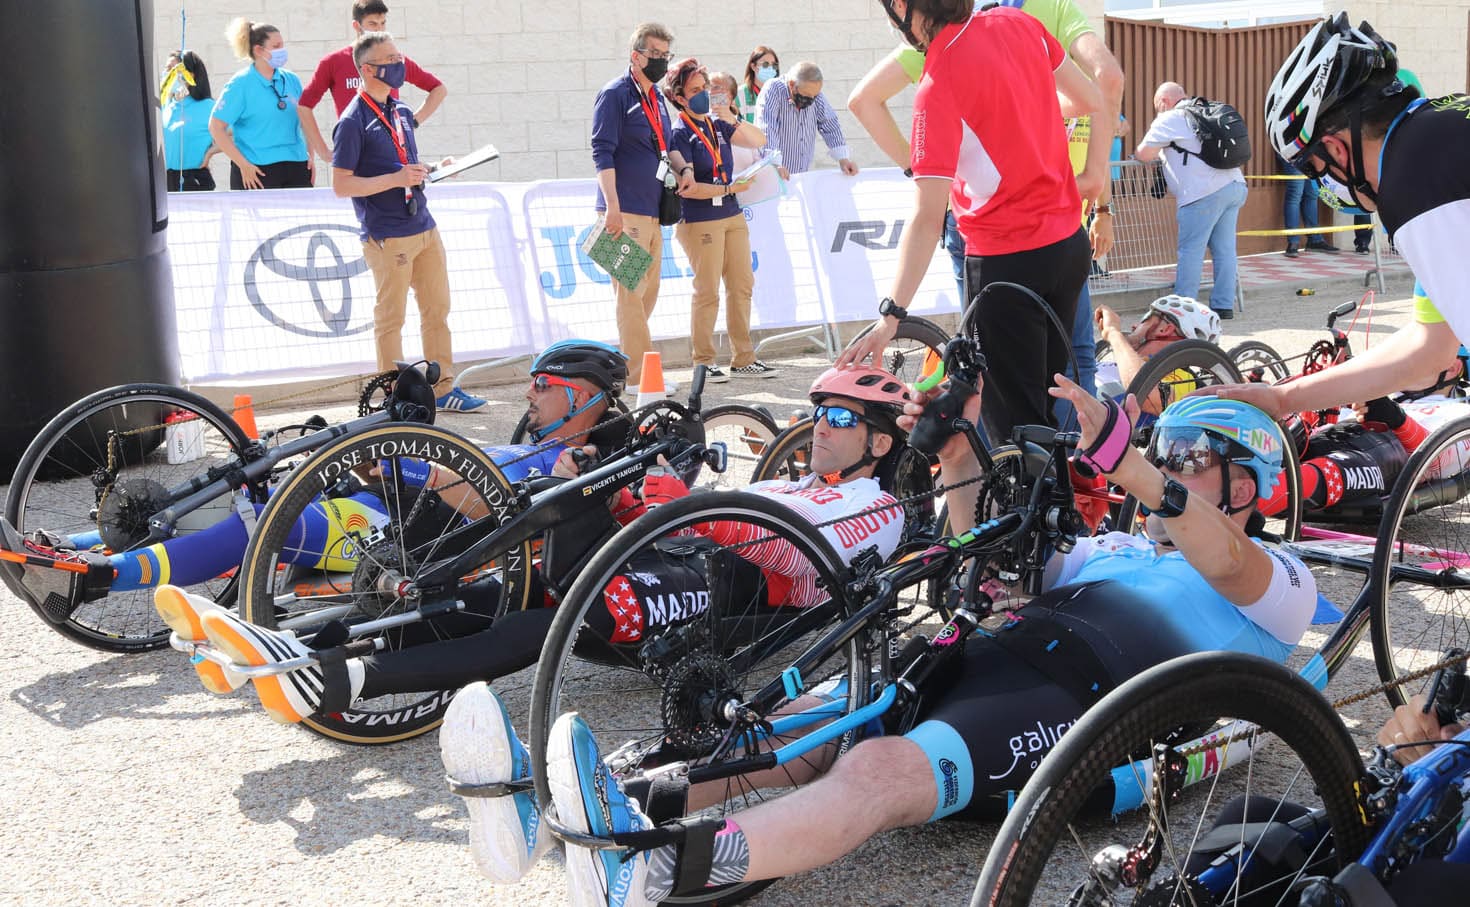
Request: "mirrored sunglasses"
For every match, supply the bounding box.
[1148,429,1227,478]
[813,404,865,430]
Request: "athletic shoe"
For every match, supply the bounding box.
[1214,308,1235,321]
[699,366,729,384]
[199,608,326,724]
[548,712,654,907]
[1283,247,1300,258]
[0,516,113,624]
[437,387,488,413]
[441,683,549,883]
[1306,241,1340,254]
[730,360,780,379]
[153,585,247,694]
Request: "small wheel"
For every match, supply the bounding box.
[1371,413,1470,707]
[3,384,253,652]
[529,491,868,904]
[238,423,531,744]
[974,651,1371,907]
[850,315,948,387]
[1228,340,1291,384]
[698,404,779,490]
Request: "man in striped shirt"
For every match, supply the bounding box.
[756,62,860,180]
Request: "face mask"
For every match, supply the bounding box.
[756,64,776,84]
[791,90,815,110]
[267,47,288,69]
[687,91,710,115]
[640,55,669,83]
[1314,172,1371,216]
[375,61,407,89]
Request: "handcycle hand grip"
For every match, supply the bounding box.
[1326,299,1357,330]
[1425,647,1468,727]
[570,448,598,475]
[909,336,987,457]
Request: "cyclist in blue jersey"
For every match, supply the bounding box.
[1216,14,1470,419]
[442,370,1316,905]
[0,341,631,620]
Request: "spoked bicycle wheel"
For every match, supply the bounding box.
[1126,339,1243,427]
[1371,414,1470,707]
[850,315,949,388]
[1229,340,1291,384]
[238,423,532,744]
[697,404,779,490]
[974,651,1371,907]
[529,491,871,902]
[3,383,254,652]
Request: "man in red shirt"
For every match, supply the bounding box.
[297,0,447,165]
[840,0,1102,443]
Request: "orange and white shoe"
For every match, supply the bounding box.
[200,608,325,724]
[153,585,247,694]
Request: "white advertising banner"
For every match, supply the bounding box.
[165,168,960,383]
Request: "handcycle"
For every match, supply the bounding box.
[973,644,1470,906]
[0,364,440,652]
[510,333,1091,902]
[184,369,733,744]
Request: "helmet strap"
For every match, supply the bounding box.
[820,425,881,485]
[881,0,924,49]
[529,389,606,443]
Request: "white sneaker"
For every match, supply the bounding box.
[548,712,654,907]
[153,585,247,694]
[440,683,549,883]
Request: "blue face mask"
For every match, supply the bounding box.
[267,47,288,69]
[756,64,776,84]
[687,90,710,115]
[375,61,407,89]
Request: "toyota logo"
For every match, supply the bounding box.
[244,223,373,338]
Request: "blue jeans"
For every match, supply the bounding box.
[944,209,966,302]
[1053,280,1096,428]
[1175,181,1248,313]
[1281,162,1320,250]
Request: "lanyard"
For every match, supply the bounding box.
[359,91,410,166]
[678,110,723,177]
[636,82,668,155]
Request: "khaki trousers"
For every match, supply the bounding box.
[614,213,663,385]
[363,227,454,393]
[675,213,756,368]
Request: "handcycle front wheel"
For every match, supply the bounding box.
[849,314,949,388]
[529,491,871,905]
[1124,339,1243,427]
[694,403,780,490]
[974,651,1371,907]
[1371,413,1470,708]
[4,383,254,652]
[1229,340,1292,384]
[238,422,532,744]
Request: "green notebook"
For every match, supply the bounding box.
[581,216,655,290]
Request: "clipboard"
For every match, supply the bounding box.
[427,144,501,182]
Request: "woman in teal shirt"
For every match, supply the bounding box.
[161,51,219,191]
[210,18,312,190]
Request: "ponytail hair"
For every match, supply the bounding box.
[225,17,278,61]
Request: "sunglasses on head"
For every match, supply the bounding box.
[813,404,867,430]
[1147,429,1229,478]
[532,373,581,393]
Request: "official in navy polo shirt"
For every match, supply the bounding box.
[332,31,484,412]
[590,21,696,387]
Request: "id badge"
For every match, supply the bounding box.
[711,194,722,207]
[655,158,670,183]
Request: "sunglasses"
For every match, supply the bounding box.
[1147,430,1228,478]
[813,404,866,430]
[532,373,581,393]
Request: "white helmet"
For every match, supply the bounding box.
[1149,295,1221,344]
[1264,14,1398,168]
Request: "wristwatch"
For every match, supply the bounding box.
[411,114,421,129]
[1094,202,1114,215]
[1139,477,1190,518]
[878,297,908,321]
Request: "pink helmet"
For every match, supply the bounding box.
[810,366,912,428]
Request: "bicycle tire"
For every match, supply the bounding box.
[850,315,949,388]
[1124,339,1243,427]
[699,404,779,490]
[529,491,868,904]
[1229,340,1291,384]
[4,383,252,652]
[239,422,531,744]
[1370,413,1470,708]
[974,651,1371,906]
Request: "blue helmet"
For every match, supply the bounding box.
[532,339,629,398]
[1150,396,1286,504]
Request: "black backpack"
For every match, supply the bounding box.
[1170,98,1252,170]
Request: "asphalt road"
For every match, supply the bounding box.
[0,273,1423,906]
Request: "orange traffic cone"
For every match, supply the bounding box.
[232,393,259,439]
[635,351,666,408]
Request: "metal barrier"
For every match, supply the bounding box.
[1088,160,1179,297]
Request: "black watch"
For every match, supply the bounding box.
[411,114,421,129]
[1139,477,1190,518]
[878,297,908,321]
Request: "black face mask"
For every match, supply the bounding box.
[791,90,815,110]
[639,55,669,83]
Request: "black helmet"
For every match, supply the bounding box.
[532,340,629,397]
